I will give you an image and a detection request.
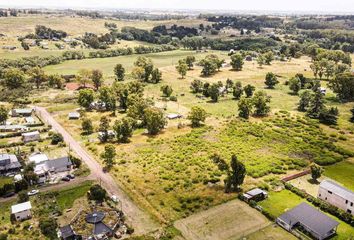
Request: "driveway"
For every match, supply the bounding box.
[35,106,159,235]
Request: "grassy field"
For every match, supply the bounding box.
[174,199,269,240]
[55,181,93,210]
[324,160,354,191]
[244,224,297,240]
[259,190,354,240]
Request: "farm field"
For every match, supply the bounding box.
[174,199,269,240]
[259,190,354,240]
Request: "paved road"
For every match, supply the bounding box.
[35,106,159,235]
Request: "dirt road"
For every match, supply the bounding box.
[35,106,159,235]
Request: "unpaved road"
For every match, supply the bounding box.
[35,106,159,235]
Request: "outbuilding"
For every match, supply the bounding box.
[68,112,80,120]
[276,202,339,240]
[11,201,32,221]
[11,108,33,117]
[22,131,40,143]
[243,188,268,202]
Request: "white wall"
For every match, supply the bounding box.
[318,186,354,215]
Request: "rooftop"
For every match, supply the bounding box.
[60,225,75,239]
[22,131,40,137]
[278,202,339,237]
[245,188,268,197]
[29,152,49,164]
[320,179,354,201]
[86,212,105,224]
[11,201,32,214]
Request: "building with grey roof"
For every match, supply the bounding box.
[243,188,268,202]
[318,179,354,215]
[68,112,80,120]
[11,108,33,117]
[0,154,21,174]
[276,202,339,240]
[22,131,40,143]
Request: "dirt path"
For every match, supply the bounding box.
[35,106,159,235]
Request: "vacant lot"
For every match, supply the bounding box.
[174,199,269,240]
[259,190,354,240]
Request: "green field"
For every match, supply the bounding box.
[55,181,93,210]
[324,160,354,191]
[259,190,354,240]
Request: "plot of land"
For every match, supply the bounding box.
[174,199,269,240]
[324,160,354,191]
[244,224,297,240]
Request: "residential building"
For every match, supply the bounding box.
[318,179,354,215]
[22,131,40,143]
[0,154,21,174]
[11,201,32,221]
[11,108,33,117]
[33,156,72,183]
[277,202,339,240]
[29,152,49,165]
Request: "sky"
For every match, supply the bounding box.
[1,0,354,13]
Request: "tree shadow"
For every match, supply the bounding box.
[307,178,320,185]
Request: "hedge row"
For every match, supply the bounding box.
[284,183,354,226]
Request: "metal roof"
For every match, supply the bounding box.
[11,201,32,214]
[245,188,268,197]
[86,212,105,224]
[47,156,72,171]
[29,153,49,164]
[278,202,339,237]
[320,180,354,201]
[22,131,40,137]
[93,222,113,236]
[60,225,75,239]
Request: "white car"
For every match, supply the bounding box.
[27,190,39,196]
[111,195,119,203]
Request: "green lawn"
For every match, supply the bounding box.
[324,160,354,191]
[0,176,13,188]
[259,190,354,240]
[56,181,93,210]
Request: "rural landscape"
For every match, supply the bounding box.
[0,1,354,240]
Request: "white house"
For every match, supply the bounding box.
[318,180,354,215]
[22,131,40,143]
[29,152,49,165]
[11,201,32,221]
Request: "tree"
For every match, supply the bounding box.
[48,74,63,89]
[244,84,255,98]
[298,90,312,112]
[17,191,29,203]
[113,117,134,143]
[2,68,25,89]
[289,76,301,95]
[252,91,271,117]
[28,67,47,89]
[144,107,166,135]
[39,218,58,239]
[187,106,207,127]
[78,89,94,109]
[127,95,152,122]
[98,116,110,142]
[150,68,162,84]
[263,51,274,65]
[51,132,64,145]
[76,69,92,87]
[211,153,229,172]
[256,55,264,68]
[224,155,246,193]
[91,69,103,90]
[310,164,323,182]
[160,85,173,97]
[82,118,93,135]
[328,73,354,101]
[202,82,210,97]
[319,107,339,125]
[238,97,253,119]
[230,53,244,71]
[0,105,8,125]
[190,79,203,93]
[98,86,116,111]
[101,144,116,169]
[226,79,234,91]
[185,56,196,69]
[232,81,243,100]
[307,89,325,119]
[264,72,278,89]
[208,83,220,102]
[114,64,125,81]
[176,60,188,78]
[89,184,107,202]
[133,57,154,82]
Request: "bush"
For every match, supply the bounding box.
[39,218,58,239]
[51,132,64,145]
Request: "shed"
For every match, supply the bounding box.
[68,112,80,120]
[277,202,339,240]
[22,131,40,143]
[11,108,33,117]
[243,188,268,202]
[11,201,32,221]
[166,113,182,120]
[59,225,77,240]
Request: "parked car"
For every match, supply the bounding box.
[67,174,75,179]
[27,190,39,196]
[61,177,70,182]
[111,195,119,203]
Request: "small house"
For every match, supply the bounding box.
[22,131,40,143]
[29,152,49,165]
[0,124,28,132]
[68,112,80,120]
[11,108,33,117]
[277,202,339,240]
[0,154,21,174]
[318,180,354,215]
[243,188,268,202]
[166,113,182,120]
[11,201,32,221]
[47,156,72,173]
